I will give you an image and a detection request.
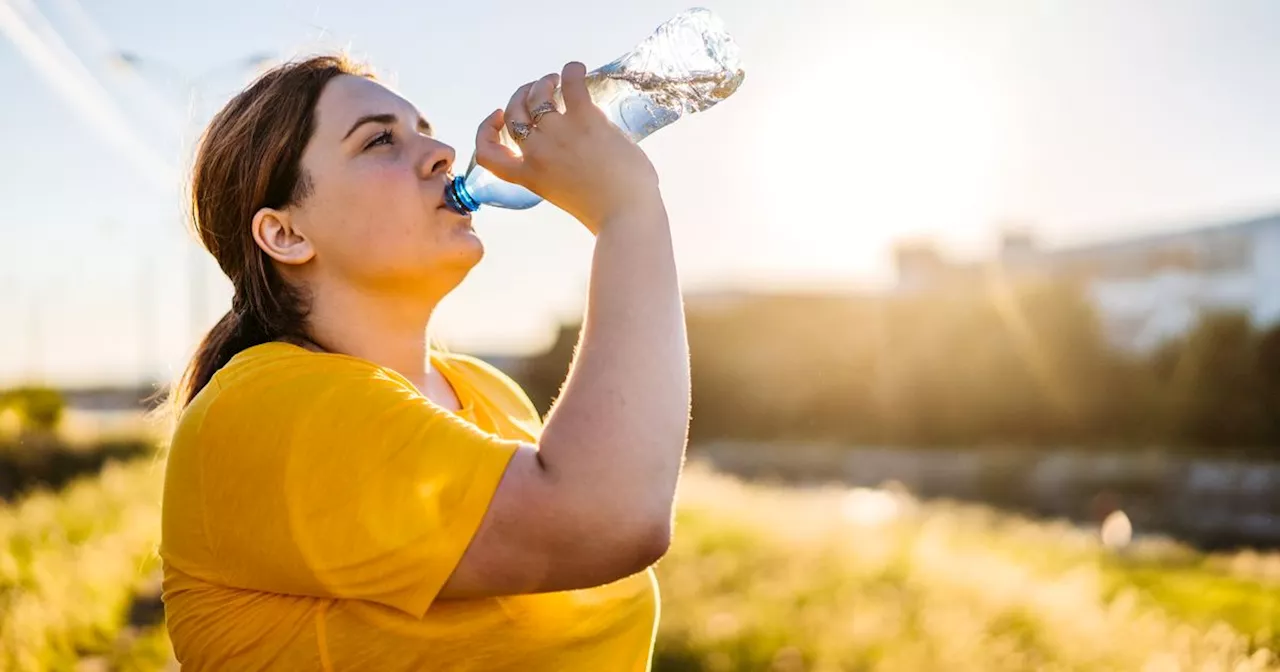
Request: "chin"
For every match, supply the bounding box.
[455,231,485,262]
[436,238,484,276]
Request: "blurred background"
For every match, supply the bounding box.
[2,0,1279,670]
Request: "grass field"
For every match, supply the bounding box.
[0,458,1276,671]
[0,458,166,670]
[655,466,1278,671]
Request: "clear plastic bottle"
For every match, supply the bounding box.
[444,7,745,214]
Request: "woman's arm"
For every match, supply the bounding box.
[437,63,691,599]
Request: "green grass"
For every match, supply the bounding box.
[1104,562,1280,647]
[0,456,1276,671]
[0,458,166,671]
[653,465,1279,671]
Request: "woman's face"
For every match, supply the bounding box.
[270,74,480,297]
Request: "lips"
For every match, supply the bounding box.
[433,178,459,211]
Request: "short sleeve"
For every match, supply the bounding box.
[199,354,522,618]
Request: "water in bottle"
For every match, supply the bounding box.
[444,7,745,214]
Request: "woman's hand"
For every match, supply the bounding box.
[474,62,662,233]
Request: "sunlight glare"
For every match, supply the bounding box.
[755,33,1012,279]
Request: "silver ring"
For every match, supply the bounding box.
[530,102,558,124]
[509,120,533,143]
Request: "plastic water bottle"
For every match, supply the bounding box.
[444,7,745,214]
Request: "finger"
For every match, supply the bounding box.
[525,72,563,127]
[474,108,522,180]
[504,81,535,142]
[560,61,591,114]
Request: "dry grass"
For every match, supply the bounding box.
[654,464,1278,672]
[0,459,165,671]
[0,457,1276,671]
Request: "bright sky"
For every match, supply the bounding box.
[4,0,1280,386]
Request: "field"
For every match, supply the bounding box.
[0,458,169,670]
[657,467,1278,671]
[0,457,1276,671]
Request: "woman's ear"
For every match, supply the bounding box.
[252,207,315,266]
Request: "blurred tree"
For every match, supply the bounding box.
[683,292,881,444]
[511,285,1280,457]
[0,386,66,435]
[877,275,1115,447]
[1256,323,1280,453]
[519,324,578,419]
[1158,312,1267,451]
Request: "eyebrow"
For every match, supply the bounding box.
[342,112,434,141]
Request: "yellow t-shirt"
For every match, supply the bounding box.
[161,342,658,671]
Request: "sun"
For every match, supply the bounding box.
[750,32,1013,281]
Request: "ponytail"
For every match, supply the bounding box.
[173,300,274,410]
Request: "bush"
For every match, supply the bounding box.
[0,387,66,436]
[0,438,155,500]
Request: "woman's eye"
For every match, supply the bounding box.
[365,130,394,150]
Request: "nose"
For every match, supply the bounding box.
[418,138,456,180]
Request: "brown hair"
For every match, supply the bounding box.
[173,55,371,409]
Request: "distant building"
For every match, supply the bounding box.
[62,385,162,412]
[894,213,1280,352]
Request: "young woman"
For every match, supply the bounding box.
[160,55,690,671]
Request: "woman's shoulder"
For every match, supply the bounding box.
[170,342,456,467]
[218,341,413,391]
[179,342,414,428]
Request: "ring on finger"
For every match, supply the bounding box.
[509,120,534,143]
[530,102,558,125]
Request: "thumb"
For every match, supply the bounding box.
[473,108,523,181]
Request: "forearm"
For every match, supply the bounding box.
[538,195,691,530]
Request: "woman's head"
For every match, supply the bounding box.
[177,55,478,408]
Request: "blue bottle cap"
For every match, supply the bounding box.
[444,175,481,214]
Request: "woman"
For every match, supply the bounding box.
[160,55,691,671]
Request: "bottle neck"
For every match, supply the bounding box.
[443,175,481,214]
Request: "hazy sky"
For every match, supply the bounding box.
[4,0,1280,385]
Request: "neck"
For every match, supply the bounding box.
[301,281,439,391]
